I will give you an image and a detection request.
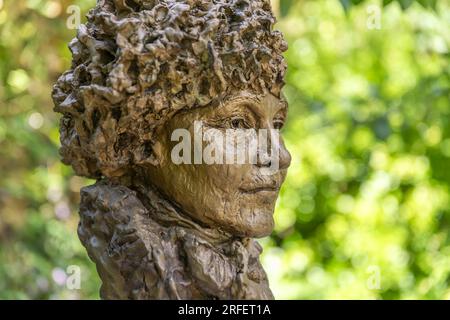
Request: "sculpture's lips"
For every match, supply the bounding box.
[239,185,280,194]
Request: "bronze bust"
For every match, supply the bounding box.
[52,0,290,299]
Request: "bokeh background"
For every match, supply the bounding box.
[0,0,449,299]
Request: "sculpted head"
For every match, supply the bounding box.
[53,0,290,238]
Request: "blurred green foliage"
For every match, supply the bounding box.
[0,0,449,299]
[0,0,99,299]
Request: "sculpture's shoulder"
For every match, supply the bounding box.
[78,182,193,299]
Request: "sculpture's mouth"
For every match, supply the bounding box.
[240,187,280,194]
[239,174,283,195]
[239,184,280,194]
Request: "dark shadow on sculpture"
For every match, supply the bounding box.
[52,0,290,299]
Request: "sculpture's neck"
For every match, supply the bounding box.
[121,178,236,245]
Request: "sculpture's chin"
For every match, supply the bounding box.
[226,208,275,239]
[244,217,275,238]
[238,192,278,238]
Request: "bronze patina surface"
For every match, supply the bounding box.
[53,0,290,299]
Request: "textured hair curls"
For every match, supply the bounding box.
[52,0,288,179]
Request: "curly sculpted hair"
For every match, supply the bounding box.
[52,0,287,179]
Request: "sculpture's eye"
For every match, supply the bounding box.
[273,119,285,130]
[230,117,250,129]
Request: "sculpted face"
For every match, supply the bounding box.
[143,91,291,238]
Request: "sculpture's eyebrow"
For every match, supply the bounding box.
[223,94,260,107]
[222,94,287,118]
[222,96,260,119]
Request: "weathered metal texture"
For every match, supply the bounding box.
[53,0,290,300]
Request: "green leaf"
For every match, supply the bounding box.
[339,0,352,12]
[398,0,415,10]
[280,0,295,18]
[417,0,438,10]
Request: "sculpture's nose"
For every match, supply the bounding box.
[278,142,291,170]
[256,128,291,171]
